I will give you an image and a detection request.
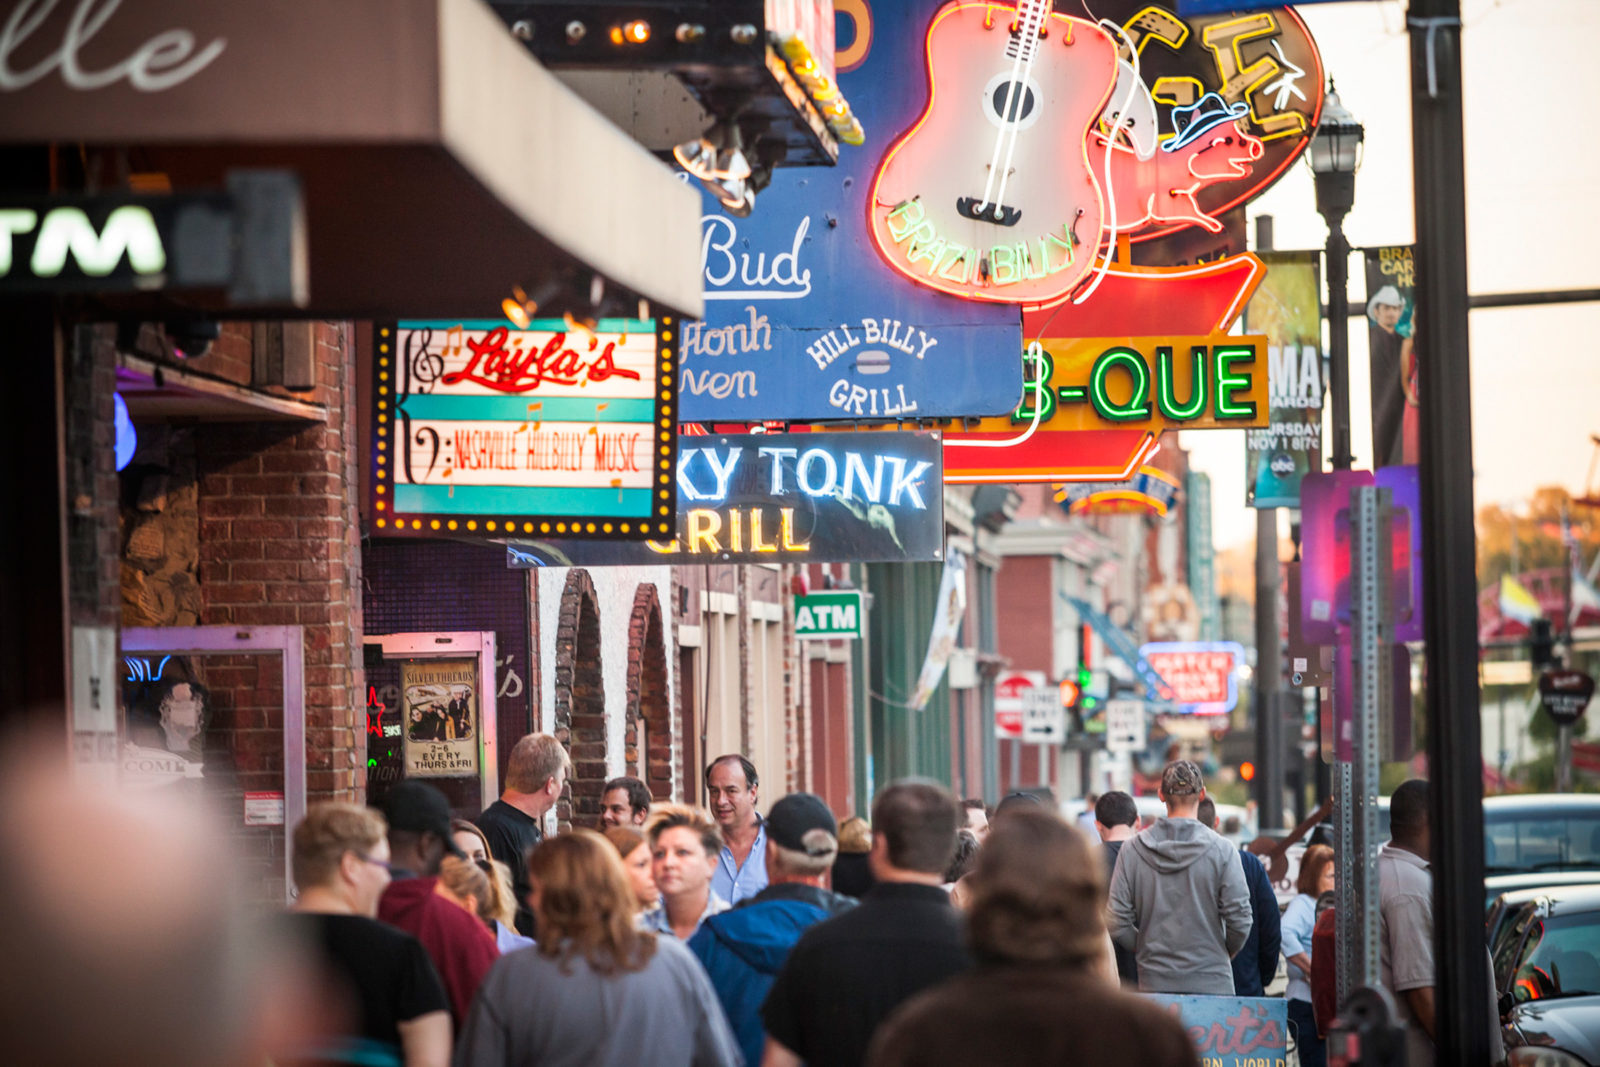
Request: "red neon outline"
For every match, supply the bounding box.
[1024,250,1264,324]
[865,3,1117,306]
[943,429,1160,484]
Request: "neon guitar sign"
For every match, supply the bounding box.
[868,1,1118,305]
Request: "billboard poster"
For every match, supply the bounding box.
[677,0,1022,423]
[1363,246,1420,469]
[370,318,676,542]
[1244,250,1323,507]
[401,660,479,778]
[506,431,944,567]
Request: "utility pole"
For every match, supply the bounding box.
[1410,0,1489,1060]
[1253,215,1284,833]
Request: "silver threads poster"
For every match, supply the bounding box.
[401,660,479,778]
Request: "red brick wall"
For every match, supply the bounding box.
[995,554,1056,674]
[193,322,365,805]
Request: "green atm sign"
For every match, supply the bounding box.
[794,591,863,640]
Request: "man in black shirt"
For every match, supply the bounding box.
[285,802,450,1066]
[474,732,569,936]
[1093,790,1140,987]
[761,780,972,1067]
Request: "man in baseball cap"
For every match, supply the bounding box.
[688,793,857,1067]
[1106,760,1252,995]
[374,780,499,1026]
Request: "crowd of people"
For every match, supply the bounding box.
[272,732,1447,1067]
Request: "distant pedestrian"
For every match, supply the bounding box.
[1199,797,1281,997]
[1076,792,1101,839]
[706,755,769,903]
[689,793,856,1067]
[642,805,729,939]
[475,734,570,936]
[454,830,740,1067]
[1107,760,1251,994]
[1094,790,1140,987]
[286,802,451,1067]
[866,808,1199,1067]
[1379,779,1437,1066]
[377,781,500,1028]
[832,816,876,899]
[603,825,660,914]
[960,798,990,841]
[599,776,652,829]
[1282,844,1335,1067]
[944,829,981,909]
[761,780,972,1067]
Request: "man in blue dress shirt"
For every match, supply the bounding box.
[706,754,768,903]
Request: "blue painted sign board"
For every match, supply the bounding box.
[1145,995,1289,1066]
[678,1,1022,423]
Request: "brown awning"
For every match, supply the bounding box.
[0,0,703,320]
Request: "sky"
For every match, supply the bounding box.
[1180,0,1600,551]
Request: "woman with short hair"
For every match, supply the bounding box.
[641,806,728,940]
[866,810,1197,1067]
[454,830,740,1067]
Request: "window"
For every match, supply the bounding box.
[1509,910,1600,1003]
[1486,813,1600,873]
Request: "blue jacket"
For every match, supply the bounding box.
[687,883,856,1067]
[1232,848,1282,996]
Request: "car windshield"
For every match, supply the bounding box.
[1506,910,1600,1004]
[1486,812,1600,873]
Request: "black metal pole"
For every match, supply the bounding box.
[1410,1,1488,1061]
[1324,214,1354,472]
[1250,215,1284,831]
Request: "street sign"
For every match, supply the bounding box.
[794,591,863,640]
[995,670,1047,741]
[1022,687,1065,744]
[1105,699,1147,754]
[1540,670,1596,727]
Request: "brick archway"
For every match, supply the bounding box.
[553,568,605,827]
[625,583,672,802]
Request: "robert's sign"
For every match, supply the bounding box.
[505,431,944,566]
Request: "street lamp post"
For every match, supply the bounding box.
[1310,87,1364,472]
[1307,87,1364,809]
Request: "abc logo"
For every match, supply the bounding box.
[1269,452,1295,477]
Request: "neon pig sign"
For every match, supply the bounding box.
[867,0,1322,305]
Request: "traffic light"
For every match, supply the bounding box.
[1239,761,1257,782]
[1531,618,1557,670]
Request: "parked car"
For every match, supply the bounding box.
[1485,794,1600,899]
[1495,885,1600,1065]
[1490,883,1600,967]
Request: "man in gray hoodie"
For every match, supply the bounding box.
[1107,760,1252,994]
